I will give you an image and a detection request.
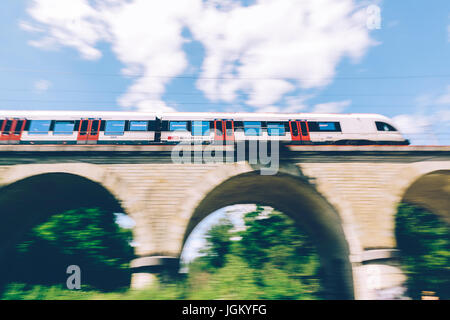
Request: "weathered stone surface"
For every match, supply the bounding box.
[0,146,448,299]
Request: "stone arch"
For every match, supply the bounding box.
[0,163,130,206]
[391,161,450,223]
[166,162,255,254]
[172,163,355,299]
[0,163,134,260]
[387,162,450,300]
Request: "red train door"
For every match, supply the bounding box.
[299,121,311,142]
[1,119,26,143]
[0,119,10,142]
[224,120,234,142]
[289,120,310,143]
[289,121,301,142]
[214,120,235,143]
[77,119,100,144]
[214,120,223,142]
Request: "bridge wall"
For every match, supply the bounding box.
[0,146,449,299]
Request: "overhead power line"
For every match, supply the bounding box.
[0,98,430,107]
[0,88,423,97]
[0,67,449,81]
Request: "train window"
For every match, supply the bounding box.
[53,121,75,135]
[300,122,309,136]
[215,121,223,136]
[225,121,233,136]
[129,121,148,131]
[105,120,125,135]
[28,120,51,134]
[318,122,337,131]
[192,121,210,136]
[3,120,12,133]
[376,121,397,132]
[91,120,100,135]
[79,120,89,135]
[290,121,299,136]
[169,121,188,131]
[234,121,244,130]
[308,121,341,132]
[244,121,262,136]
[148,120,157,131]
[161,121,169,131]
[267,123,285,136]
[14,120,24,134]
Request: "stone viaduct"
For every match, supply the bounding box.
[0,144,449,299]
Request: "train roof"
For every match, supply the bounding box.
[160,112,391,121]
[0,110,392,121]
[0,110,158,120]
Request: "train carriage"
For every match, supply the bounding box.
[0,110,409,145]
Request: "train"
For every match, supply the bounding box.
[0,110,409,145]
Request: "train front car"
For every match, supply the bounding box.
[371,115,410,145]
[335,114,409,145]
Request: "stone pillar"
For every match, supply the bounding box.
[130,256,179,289]
[356,249,409,300]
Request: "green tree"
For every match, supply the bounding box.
[4,207,135,292]
[188,206,323,299]
[236,207,322,296]
[396,203,450,299]
[196,218,234,271]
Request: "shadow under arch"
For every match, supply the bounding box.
[0,172,127,263]
[401,170,450,222]
[182,171,354,300]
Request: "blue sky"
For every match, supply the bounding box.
[0,0,449,144]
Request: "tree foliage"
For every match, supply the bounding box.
[3,207,135,292]
[187,206,323,299]
[197,218,234,270]
[395,203,450,299]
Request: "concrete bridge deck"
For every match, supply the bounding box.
[0,144,448,153]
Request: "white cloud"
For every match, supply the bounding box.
[392,114,431,135]
[392,114,441,145]
[24,0,201,112]
[312,99,351,113]
[415,85,450,107]
[392,85,450,145]
[435,85,450,105]
[23,0,374,112]
[282,95,312,112]
[102,0,202,112]
[34,79,52,92]
[19,20,44,33]
[191,0,373,110]
[25,0,107,60]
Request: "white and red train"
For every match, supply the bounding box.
[0,111,409,145]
